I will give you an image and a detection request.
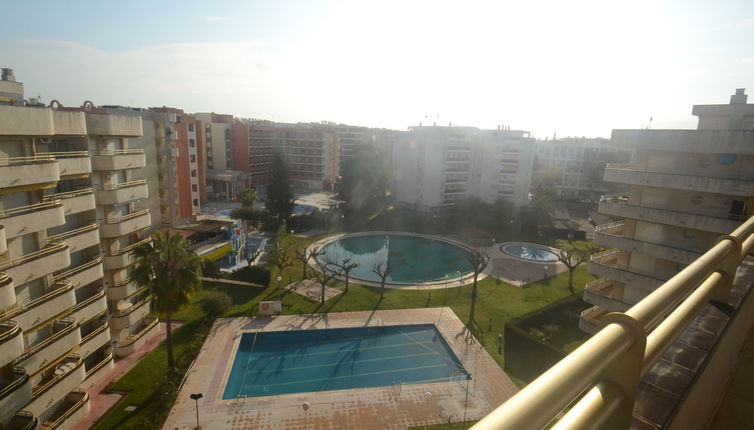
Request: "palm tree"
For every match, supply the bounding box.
[240,187,257,208]
[130,231,203,374]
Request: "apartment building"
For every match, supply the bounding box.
[0,70,156,429]
[534,137,629,201]
[580,89,754,333]
[393,125,535,213]
[102,107,206,226]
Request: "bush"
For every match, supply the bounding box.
[228,266,271,286]
[201,291,232,317]
[202,259,222,279]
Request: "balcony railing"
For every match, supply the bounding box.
[0,154,59,190]
[39,389,88,430]
[47,223,99,253]
[91,149,146,171]
[471,215,754,429]
[0,200,65,239]
[44,188,96,215]
[0,271,15,312]
[594,222,704,264]
[115,317,158,356]
[96,180,148,205]
[0,241,70,285]
[0,320,23,369]
[99,209,150,238]
[6,411,39,430]
[0,368,31,425]
[1,281,75,330]
[53,257,103,289]
[42,151,91,177]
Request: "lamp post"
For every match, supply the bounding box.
[190,393,203,429]
[302,402,311,430]
[424,391,432,429]
[277,275,282,288]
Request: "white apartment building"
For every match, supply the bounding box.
[0,70,157,429]
[581,89,754,333]
[393,125,535,213]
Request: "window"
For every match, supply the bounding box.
[193,199,199,206]
[188,123,194,132]
[189,139,195,148]
[192,184,198,192]
[191,169,197,177]
[190,154,196,163]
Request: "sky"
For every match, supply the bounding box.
[1,0,753,138]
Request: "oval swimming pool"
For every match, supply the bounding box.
[501,244,558,262]
[317,234,474,284]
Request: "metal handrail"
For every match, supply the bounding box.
[0,320,20,343]
[96,149,144,155]
[593,221,624,232]
[99,179,146,191]
[44,188,94,201]
[84,352,113,376]
[0,281,73,321]
[31,354,82,398]
[16,318,79,363]
[39,151,90,159]
[117,317,158,348]
[0,241,68,271]
[103,208,149,224]
[42,389,89,430]
[0,200,61,219]
[53,257,101,281]
[111,293,152,317]
[471,215,754,430]
[0,154,55,166]
[47,223,98,242]
[116,237,152,255]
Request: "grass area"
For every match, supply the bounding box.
[93,232,595,429]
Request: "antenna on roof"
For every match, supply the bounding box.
[647,116,653,129]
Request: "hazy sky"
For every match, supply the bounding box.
[1,0,753,138]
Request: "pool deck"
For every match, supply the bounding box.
[163,308,518,430]
[487,242,567,287]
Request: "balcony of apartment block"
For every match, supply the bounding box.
[110,290,152,330]
[604,163,754,196]
[16,318,80,377]
[589,249,666,291]
[25,354,84,416]
[77,316,109,360]
[107,279,141,301]
[0,241,70,286]
[102,237,150,270]
[114,316,158,357]
[0,368,32,425]
[0,272,15,313]
[610,129,754,154]
[37,389,88,430]
[0,321,23,369]
[0,201,65,240]
[5,412,39,430]
[68,286,106,326]
[578,305,609,335]
[43,189,95,216]
[0,154,59,191]
[582,278,632,313]
[0,225,6,255]
[99,209,150,239]
[91,149,146,171]
[598,193,743,235]
[95,180,148,205]
[47,224,99,255]
[594,221,704,264]
[44,151,91,178]
[80,347,113,392]
[2,281,75,332]
[52,257,102,290]
[84,114,142,137]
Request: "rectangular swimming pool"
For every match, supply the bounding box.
[222,324,468,399]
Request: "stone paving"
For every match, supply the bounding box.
[163,309,518,430]
[285,279,343,302]
[486,242,566,287]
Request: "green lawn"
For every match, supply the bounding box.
[92,232,595,429]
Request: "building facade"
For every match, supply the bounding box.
[392,125,535,213]
[581,89,754,333]
[0,71,157,429]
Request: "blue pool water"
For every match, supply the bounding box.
[318,234,473,284]
[222,324,468,399]
[501,244,558,262]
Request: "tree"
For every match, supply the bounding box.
[130,231,203,373]
[372,258,393,301]
[336,144,391,221]
[239,187,257,208]
[311,258,338,304]
[267,225,293,285]
[202,259,222,279]
[556,245,600,294]
[295,246,323,279]
[267,149,295,221]
[331,257,359,293]
[466,249,489,328]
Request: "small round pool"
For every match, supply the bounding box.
[501,244,558,262]
[316,233,474,285]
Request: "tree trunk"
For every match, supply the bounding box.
[302,260,307,279]
[568,269,575,294]
[380,281,385,300]
[469,274,479,327]
[166,313,175,374]
[344,275,349,292]
[321,281,326,303]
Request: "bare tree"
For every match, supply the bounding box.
[372,258,393,301]
[331,257,359,293]
[311,258,338,303]
[267,240,293,287]
[466,249,489,328]
[557,245,601,294]
[246,249,262,267]
[295,246,323,279]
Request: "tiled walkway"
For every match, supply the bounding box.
[164,309,518,430]
[709,329,754,430]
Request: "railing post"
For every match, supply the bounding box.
[712,235,741,303]
[597,313,647,429]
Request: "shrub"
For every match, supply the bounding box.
[201,291,232,317]
[228,266,271,286]
[202,259,222,279]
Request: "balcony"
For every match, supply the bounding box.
[0,241,70,285]
[82,348,114,387]
[0,271,15,312]
[610,129,754,154]
[594,222,703,264]
[577,305,608,334]
[582,279,631,312]
[604,165,754,196]
[599,193,742,235]
[69,287,106,325]
[16,318,80,377]
[47,224,99,254]
[44,152,91,177]
[115,317,159,357]
[38,390,89,430]
[107,280,140,301]
[6,412,39,430]
[0,321,23,369]
[43,189,95,216]
[0,368,32,425]
[110,291,152,330]
[99,209,151,238]
[0,155,59,190]
[0,224,6,254]
[84,114,142,136]
[0,201,65,239]
[95,180,148,205]
[90,149,146,171]
[4,281,76,332]
[589,249,666,291]
[26,355,84,416]
[77,318,110,360]
[53,258,103,290]
[102,237,151,270]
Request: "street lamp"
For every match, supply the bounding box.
[277,275,282,288]
[302,402,311,430]
[190,393,203,429]
[424,391,432,429]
